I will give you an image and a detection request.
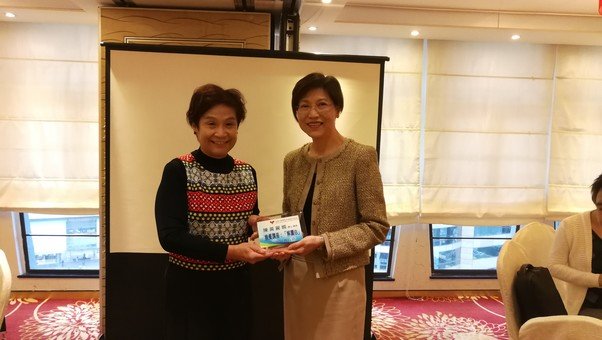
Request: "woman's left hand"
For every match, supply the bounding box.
[286,235,325,256]
[268,248,293,261]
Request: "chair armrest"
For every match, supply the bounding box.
[519,315,602,340]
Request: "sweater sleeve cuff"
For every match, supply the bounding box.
[215,243,230,263]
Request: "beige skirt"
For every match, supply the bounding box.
[283,255,366,340]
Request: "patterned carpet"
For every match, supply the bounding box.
[1,297,100,340]
[1,295,506,339]
[371,295,507,339]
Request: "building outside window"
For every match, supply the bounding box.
[20,213,99,274]
[430,224,519,276]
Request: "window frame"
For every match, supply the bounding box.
[429,223,520,279]
[373,226,396,280]
[19,212,99,278]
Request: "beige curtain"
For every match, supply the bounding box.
[548,45,602,219]
[0,22,99,212]
[301,35,602,225]
[421,41,556,225]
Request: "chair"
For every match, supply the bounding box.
[497,221,602,339]
[0,249,12,332]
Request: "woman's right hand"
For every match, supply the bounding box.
[285,235,325,256]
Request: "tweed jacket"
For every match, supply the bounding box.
[549,211,599,314]
[282,138,390,278]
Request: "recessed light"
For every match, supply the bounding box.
[410,30,420,37]
[321,0,332,3]
[511,34,521,40]
[308,26,318,31]
[5,12,16,18]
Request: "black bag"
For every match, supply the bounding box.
[514,263,567,326]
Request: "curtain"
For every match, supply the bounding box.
[0,22,99,212]
[422,41,556,225]
[548,45,602,219]
[301,35,602,225]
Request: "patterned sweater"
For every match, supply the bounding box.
[283,138,390,278]
[155,149,259,271]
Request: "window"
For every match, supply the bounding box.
[374,226,396,279]
[20,213,99,276]
[430,224,519,277]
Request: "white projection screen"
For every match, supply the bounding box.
[104,43,387,254]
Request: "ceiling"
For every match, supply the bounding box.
[1,0,602,46]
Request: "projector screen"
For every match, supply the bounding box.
[104,43,387,254]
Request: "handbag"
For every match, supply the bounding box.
[514,263,567,326]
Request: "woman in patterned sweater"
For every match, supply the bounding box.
[155,84,268,339]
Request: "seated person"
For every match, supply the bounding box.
[549,172,602,318]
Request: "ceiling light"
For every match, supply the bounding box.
[410,30,420,37]
[5,12,16,18]
[308,26,318,31]
[511,34,521,40]
[321,0,332,3]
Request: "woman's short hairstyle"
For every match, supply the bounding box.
[186,83,246,128]
[592,173,602,203]
[291,72,344,120]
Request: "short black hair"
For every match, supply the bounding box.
[291,72,343,120]
[186,83,246,128]
[592,173,602,203]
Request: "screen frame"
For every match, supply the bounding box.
[103,42,388,254]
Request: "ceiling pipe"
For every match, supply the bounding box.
[279,0,300,51]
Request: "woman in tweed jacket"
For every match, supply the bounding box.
[275,72,390,340]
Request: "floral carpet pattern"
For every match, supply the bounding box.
[1,295,505,339]
[371,296,508,340]
[1,297,100,340]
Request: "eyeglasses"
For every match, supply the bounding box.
[296,102,333,115]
